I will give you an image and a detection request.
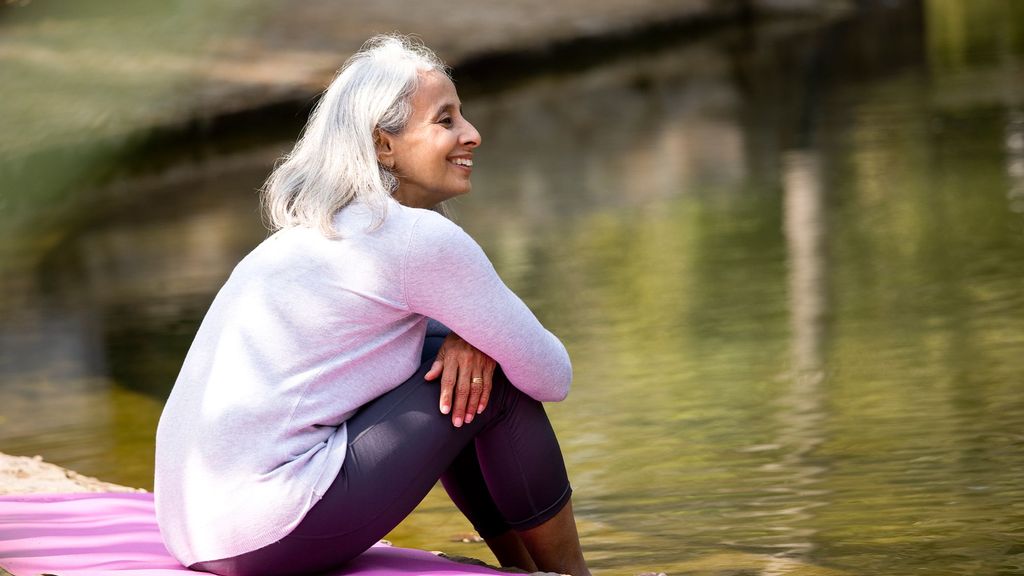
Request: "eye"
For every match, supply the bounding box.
[438,116,453,127]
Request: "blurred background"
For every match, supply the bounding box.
[1,0,1023,574]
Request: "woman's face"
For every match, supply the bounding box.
[378,70,481,209]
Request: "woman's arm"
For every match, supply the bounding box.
[404,211,572,403]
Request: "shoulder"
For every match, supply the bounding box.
[342,199,462,239]
[407,206,467,240]
[403,207,483,260]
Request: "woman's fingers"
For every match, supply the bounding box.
[438,375,452,414]
[451,364,472,427]
[438,349,459,415]
[477,367,493,415]
[464,371,484,425]
[424,358,443,381]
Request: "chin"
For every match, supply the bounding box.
[446,186,472,200]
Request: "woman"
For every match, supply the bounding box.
[154,34,591,576]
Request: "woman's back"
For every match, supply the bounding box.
[156,201,437,564]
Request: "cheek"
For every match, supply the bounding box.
[394,149,424,174]
[393,131,454,178]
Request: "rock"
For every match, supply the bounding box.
[432,551,568,575]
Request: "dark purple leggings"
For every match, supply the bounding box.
[192,336,572,576]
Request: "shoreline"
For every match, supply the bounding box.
[160,0,853,141]
[0,451,143,495]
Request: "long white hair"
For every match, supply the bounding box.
[261,34,449,236]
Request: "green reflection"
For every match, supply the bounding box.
[926,0,1024,72]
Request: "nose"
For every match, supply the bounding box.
[460,118,481,149]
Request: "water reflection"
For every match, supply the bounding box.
[2,3,1024,575]
[727,149,830,560]
[1008,109,1024,214]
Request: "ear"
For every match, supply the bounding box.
[374,128,396,170]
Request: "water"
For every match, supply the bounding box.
[2,3,1024,574]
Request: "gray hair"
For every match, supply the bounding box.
[261,34,449,236]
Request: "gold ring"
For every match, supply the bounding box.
[471,377,484,384]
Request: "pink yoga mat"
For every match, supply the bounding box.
[0,493,504,576]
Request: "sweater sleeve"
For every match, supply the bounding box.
[404,211,571,402]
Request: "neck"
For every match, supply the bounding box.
[392,189,437,210]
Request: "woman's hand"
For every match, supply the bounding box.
[424,332,496,427]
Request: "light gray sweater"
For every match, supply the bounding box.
[154,199,572,566]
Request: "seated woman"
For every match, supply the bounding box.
[154,34,591,576]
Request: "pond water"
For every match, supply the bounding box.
[2,3,1024,575]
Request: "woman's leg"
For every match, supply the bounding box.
[441,444,537,571]
[519,498,590,576]
[443,442,589,575]
[194,336,587,576]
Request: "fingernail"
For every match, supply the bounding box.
[465,414,473,424]
[441,404,450,414]
[453,417,463,427]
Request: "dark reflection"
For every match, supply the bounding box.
[2,3,1024,575]
[22,149,275,396]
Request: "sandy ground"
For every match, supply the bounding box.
[0,451,142,495]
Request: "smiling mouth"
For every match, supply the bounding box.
[449,158,473,167]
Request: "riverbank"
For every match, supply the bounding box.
[0,451,142,495]
[0,0,851,158]
[1,0,855,259]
